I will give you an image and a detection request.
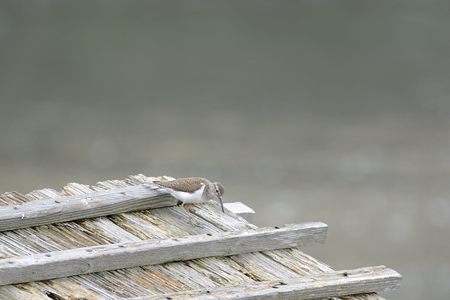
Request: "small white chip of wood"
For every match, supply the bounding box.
[224,202,255,222]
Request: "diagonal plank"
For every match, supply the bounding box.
[0,184,176,232]
[133,265,401,300]
[0,222,327,286]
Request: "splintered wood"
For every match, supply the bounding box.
[0,174,399,300]
[0,184,176,232]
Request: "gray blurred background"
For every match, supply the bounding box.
[1,1,450,299]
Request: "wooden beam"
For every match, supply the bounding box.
[134,265,401,300]
[0,222,327,286]
[0,184,176,232]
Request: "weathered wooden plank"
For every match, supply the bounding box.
[134,265,401,300]
[0,184,176,232]
[0,222,327,286]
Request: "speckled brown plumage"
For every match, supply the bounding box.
[154,177,210,193]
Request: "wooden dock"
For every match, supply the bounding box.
[0,174,401,299]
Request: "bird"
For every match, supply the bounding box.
[153,177,225,212]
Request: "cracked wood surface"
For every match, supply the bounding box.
[0,184,175,232]
[0,223,327,286]
[134,266,401,300]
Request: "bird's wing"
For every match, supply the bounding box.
[154,177,206,193]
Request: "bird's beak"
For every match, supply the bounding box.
[218,195,224,213]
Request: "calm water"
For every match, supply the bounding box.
[1,1,450,299]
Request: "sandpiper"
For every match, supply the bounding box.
[154,177,225,212]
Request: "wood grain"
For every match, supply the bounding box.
[0,222,328,286]
[135,265,401,300]
[0,184,176,232]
